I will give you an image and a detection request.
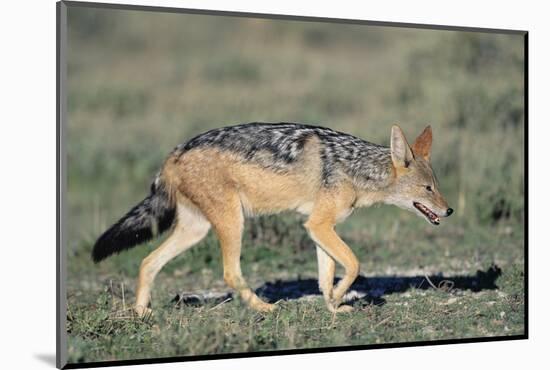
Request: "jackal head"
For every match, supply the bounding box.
[385,125,453,225]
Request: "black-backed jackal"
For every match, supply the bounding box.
[92,123,453,316]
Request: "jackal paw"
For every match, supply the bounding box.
[327,303,354,313]
[134,305,153,319]
[253,301,276,313]
[335,304,354,313]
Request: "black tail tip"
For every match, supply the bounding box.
[91,233,118,263]
[91,242,109,263]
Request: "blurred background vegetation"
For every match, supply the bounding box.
[65,5,525,363]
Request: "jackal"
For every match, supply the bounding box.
[92,123,453,316]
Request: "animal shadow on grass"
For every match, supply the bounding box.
[173,265,502,309]
[257,264,502,308]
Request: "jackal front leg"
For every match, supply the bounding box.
[316,246,351,312]
[307,223,359,313]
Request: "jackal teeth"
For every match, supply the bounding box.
[413,202,440,225]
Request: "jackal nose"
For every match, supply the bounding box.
[446,208,454,216]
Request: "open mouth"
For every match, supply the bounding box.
[413,202,440,225]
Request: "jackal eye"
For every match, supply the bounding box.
[425,185,433,192]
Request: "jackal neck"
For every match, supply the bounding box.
[341,144,393,191]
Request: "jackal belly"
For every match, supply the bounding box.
[235,168,319,216]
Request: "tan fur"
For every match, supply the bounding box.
[412,125,432,161]
[165,136,324,216]
[132,126,451,316]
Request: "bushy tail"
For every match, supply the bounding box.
[92,178,176,263]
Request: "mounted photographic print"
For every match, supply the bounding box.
[57,1,527,368]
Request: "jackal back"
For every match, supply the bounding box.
[173,122,393,190]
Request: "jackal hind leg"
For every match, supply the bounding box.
[135,205,211,317]
[207,194,275,313]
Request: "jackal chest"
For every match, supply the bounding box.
[298,202,354,223]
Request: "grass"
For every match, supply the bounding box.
[65,5,525,365]
[67,259,524,362]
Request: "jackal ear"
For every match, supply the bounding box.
[390,125,415,169]
[412,125,432,161]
